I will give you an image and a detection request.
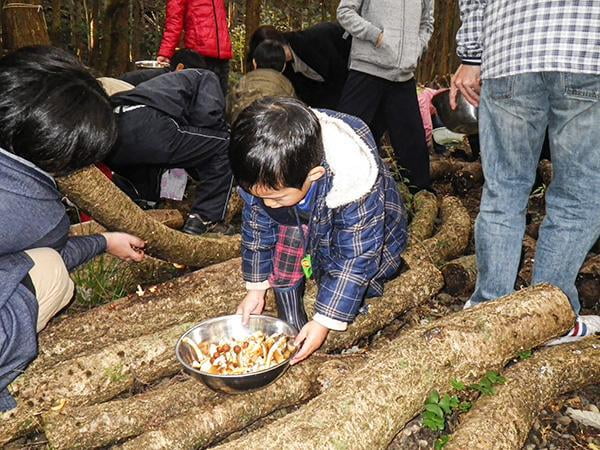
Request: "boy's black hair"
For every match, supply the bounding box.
[246,25,287,71]
[170,48,207,70]
[0,46,117,176]
[229,97,324,191]
[252,40,286,72]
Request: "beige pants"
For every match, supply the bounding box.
[24,248,74,332]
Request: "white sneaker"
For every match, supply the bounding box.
[545,315,600,346]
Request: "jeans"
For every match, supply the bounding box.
[471,72,600,312]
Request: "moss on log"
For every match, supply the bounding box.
[407,190,439,247]
[69,209,184,236]
[403,196,471,268]
[215,284,574,450]
[447,337,600,450]
[37,258,244,366]
[441,254,477,296]
[56,165,240,266]
[322,262,443,352]
[117,356,365,450]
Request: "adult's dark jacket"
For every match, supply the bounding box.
[283,22,351,109]
[0,149,106,411]
[119,68,169,86]
[112,68,227,130]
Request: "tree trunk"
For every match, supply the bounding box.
[216,284,575,450]
[407,190,439,247]
[1,0,50,49]
[441,254,477,296]
[50,0,62,42]
[244,0,261,68]
[403,196,471,268]
[69,209,184,235]
[416,0,460,85]
[430,158,470,181]
[56,165,241,267]
[45,355,365,449]
[98,0,130,75]
[447,337,600,450]
[516,235,536,289]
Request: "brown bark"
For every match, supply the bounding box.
[538,159,552,186]
[69,209,184,236]
[98,0,130,76]
[441,254,477,296]
[416,0,460,85]
[1,0,50,50]
[516,235,536,289]
[217,284,575,450]
[244,0,261,69]
[430,158,465,181]
[46,356,365,449]
[56,165,241,267]
[447,337,600,450]
[407,190,438,247]
[576,254,600,309]
[403,196,471,268]
[451,162,483,195]
[224,188,243,225]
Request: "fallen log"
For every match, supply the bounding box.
[576,254,600,309]
[69,209,184,236]
[441,254,477,296]
[224,189,243,225]
[45,355,364,450]
[446,337,600,450]
[451,162,483,195]
[56,165,241,267]
[216,284,575,450]
[38,258,244,366]
[407,190,438,247]
[430,159,465,181]
[403,196,471,268]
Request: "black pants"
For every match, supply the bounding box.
[107,106,233,222]
[338,70,431,191]
[204,57,230,97]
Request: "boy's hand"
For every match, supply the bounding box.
[290,320,329,365]
[236,290,266,325]
[102,232,145,262]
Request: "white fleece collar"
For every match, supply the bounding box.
[315,111,379,208]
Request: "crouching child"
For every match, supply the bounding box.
[229,97,408,364]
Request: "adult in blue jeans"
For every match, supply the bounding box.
[451,0,600,345]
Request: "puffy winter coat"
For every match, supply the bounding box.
[158,0,232,60]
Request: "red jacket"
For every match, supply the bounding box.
[158,0,232,60]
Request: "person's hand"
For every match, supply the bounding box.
[290,320,329,365]
[450,64,482,109]
[156,55,170,66]
[236,290,266,325]
[375,32,384,48]
[102,232,145,262]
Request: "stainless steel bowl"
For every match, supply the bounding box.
[175,314,297,394]
[135,60,168,69]
[432,89,479,135]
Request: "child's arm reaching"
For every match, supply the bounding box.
[238,189,278,321]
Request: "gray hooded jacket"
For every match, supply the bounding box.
[337,0,434,82]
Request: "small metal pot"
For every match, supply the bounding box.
[134,60,168,69]
[175,315,297,395]
[432,89,479,135]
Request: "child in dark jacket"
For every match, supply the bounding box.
[229,97,407,363]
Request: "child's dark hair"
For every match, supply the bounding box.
[246,25,287,71]
[252,40,286,72]
[230,97,324,191]
[170,48,207,70]
[0,46,117,176]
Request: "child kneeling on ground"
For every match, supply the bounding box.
[229,97,408,364]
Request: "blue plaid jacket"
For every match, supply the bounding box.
[241,110,407,323]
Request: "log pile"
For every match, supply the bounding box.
[447,337,600,450]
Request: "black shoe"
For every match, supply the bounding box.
[182,214,236,236]
[273,280,308,332]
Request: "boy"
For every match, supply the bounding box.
[227,40,296,123]
[229,97,407,364]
